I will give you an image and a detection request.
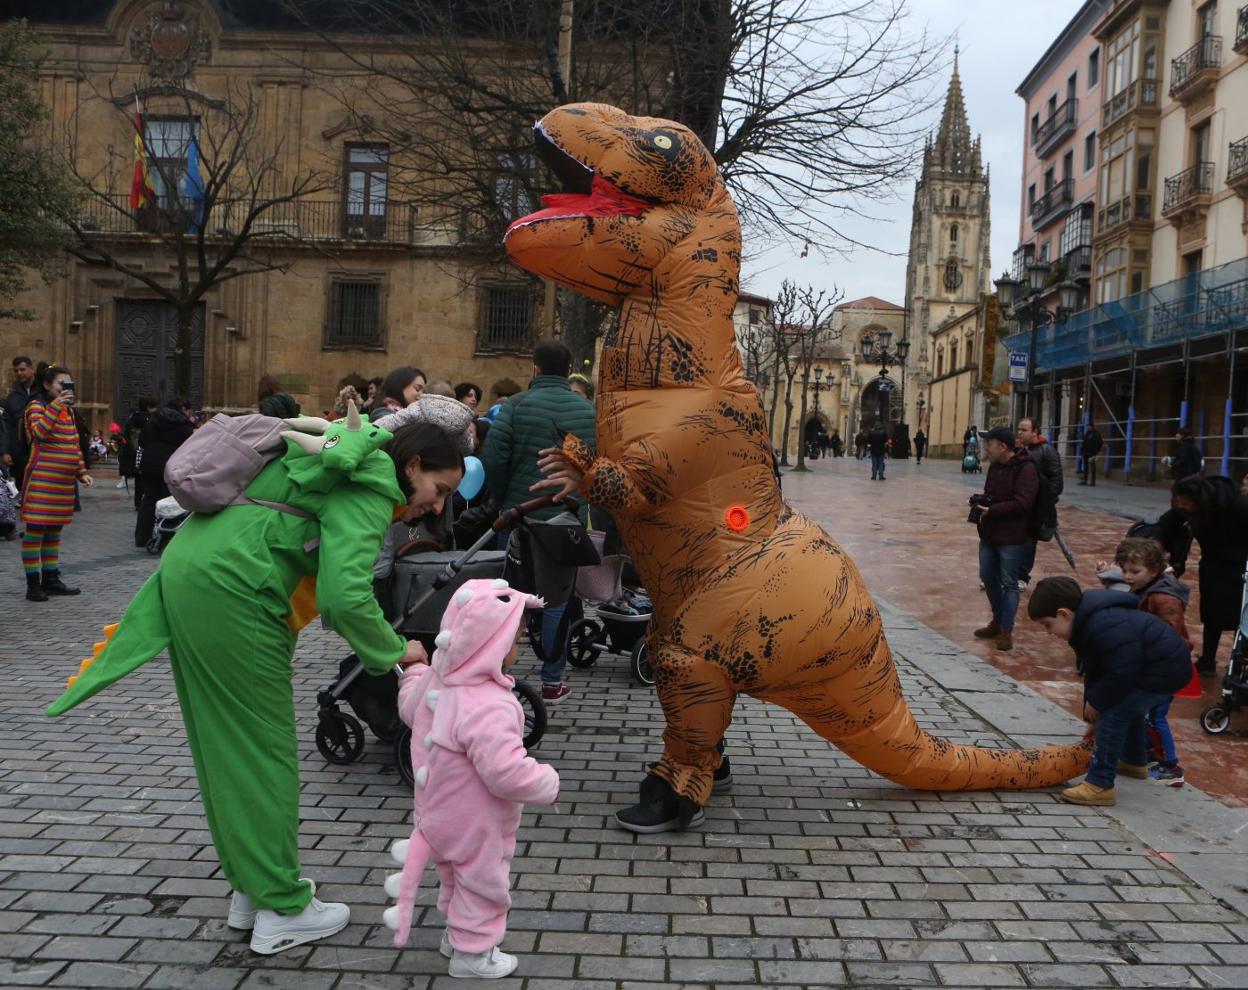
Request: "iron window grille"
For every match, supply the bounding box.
[325,280,383,349]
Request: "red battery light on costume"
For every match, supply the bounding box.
[724,506,750,532]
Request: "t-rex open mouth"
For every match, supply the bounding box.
[504,123,653,235]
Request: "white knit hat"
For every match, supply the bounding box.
[375,394,475,454]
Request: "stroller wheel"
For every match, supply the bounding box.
[1200,704,1233,735]
[513,679,547,750]
[315,711,366,764]
[631,639,654,686]
[567,619,603,668]
[395,727,414,787]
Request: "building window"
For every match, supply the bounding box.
[143,117,197,225]
[1198,1,1217,40]
[1084,131,1097,171]
[950,223,958,244]
[1030,114,1040,143]
[480,284,533,351]
[949,337,959,369]
[964,336,974,368]
[1067,72,1078,100]
[1044,166,1055,191]
[935,345,944,377]
[1039,241,1051,262]
[344,145,389,239]
[1088,48,1100,88]
[1062,149,1074,182]
[1096,245,1128,303]
[951,191,960,207]
[749,306,762,325]
[325,279,383,349]
[1192,120,1212,167]
[1028,183,1037,210]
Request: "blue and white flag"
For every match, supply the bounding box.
[182,135,205,234]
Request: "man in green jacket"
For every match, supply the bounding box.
[481,340,595,703]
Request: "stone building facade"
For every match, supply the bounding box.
[0,1,543,429]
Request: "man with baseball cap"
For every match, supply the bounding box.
[970,425,1038,651]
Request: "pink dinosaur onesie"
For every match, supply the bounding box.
[383,579,560,952]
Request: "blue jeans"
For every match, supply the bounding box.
[1146,698,1177,765]
[870,452,886,478]
[498,529,569,686]
[978,539,1025,631]
[1086,687,1173,787]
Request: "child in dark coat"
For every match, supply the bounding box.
[1027,576,1193,806]
[1096,538,1200,785]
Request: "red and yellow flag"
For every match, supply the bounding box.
[129,99,156,210]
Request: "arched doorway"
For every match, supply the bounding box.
[803,412,830,457]
[858,374,902,432]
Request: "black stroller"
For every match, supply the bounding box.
[1200,561,1248,735]
[313,495,567,785]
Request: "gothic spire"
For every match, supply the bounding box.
[933,49,976,176]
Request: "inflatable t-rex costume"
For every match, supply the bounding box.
[505,103,1089,826]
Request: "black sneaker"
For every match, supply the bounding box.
[615,774,705,834]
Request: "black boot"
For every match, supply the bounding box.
[41,571,80,596]
[26,573,48,602]
[616,773,705,834]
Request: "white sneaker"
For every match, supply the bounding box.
[448,946,519,978]
[227,879,315,930]
[249,897,349,954]
[440,931,453,958]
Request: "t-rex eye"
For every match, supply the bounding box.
[653,134,673,150]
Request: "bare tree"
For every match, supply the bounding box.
[286,0,943,354]
[58,80,333,399]
[762,280,801,465]
[791,284,843,472]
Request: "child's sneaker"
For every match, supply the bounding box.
[541,682,572,704]
[449,945,518,979]
[1149,763,1185,787]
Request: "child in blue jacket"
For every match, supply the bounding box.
[1027,576,1193,806]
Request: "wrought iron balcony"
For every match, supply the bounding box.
[1033,98,1079,158]
[1030,178,1075,230]
[1162,162,1215,217]
[1102,79,1159,128]
[1170,35,1222,100]
[1236,5,1248,55]
[69,195,427,245]
[1230,136,1248,193]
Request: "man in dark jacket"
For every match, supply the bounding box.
[481,340,596,704]
[866,421,888,480]
[2,356,38,488]
[1028,577,1193,806]
[1170,429,1203,480]
[1016,417,1063,586]
[134,400,194,548]
[972,426,1038,652]
[1078,424,1103,486]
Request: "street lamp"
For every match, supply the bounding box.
[915,393,926,427]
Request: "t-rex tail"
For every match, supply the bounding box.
[774,646,1091,791]
[46,573,171,717]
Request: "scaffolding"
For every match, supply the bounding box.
[1005,256,1248,481]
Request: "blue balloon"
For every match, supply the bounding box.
[458,456,485,500]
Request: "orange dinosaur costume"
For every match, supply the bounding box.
[505,103,1089,823]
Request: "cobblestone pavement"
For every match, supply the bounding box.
[783,455,1248,808]
[3,482,1248,988]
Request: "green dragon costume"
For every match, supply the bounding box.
[47,408,408,915]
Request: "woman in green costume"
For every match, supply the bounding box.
[48,409,464,954]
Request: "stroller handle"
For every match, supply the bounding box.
[492,493,578,532]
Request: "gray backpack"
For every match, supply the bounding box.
[164,413,310,520]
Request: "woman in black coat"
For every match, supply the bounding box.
[134,400,194,548]
[1164,474,1248,674]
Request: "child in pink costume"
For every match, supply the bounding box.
[383,578,559,979]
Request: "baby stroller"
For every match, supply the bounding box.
[961,438,982,473]
[1200,562,1248,734]
[314,495,564,785]
[567,588,655,685]
[147,495,191,554]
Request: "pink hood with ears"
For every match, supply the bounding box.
[430,579,544,688]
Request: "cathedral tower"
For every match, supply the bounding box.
[904,54,992,411]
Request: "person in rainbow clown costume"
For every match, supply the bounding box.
[46,405,464,954]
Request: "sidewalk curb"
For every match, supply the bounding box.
[878,595,1248,919]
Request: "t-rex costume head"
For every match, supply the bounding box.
[506,103,1089,809]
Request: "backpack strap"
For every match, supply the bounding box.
[225,494,321,553]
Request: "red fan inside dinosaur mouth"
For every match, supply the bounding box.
[505,126,653,234]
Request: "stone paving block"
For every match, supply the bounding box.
[843,960,935,985]
[1104,963,1205,987]
[1019,962,1115,987]
[933,961,1028,986]
[0,958,67,987]
[50,960,158,987]
[143,964,247,989]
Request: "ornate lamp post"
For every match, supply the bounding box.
[861,331,911,427]
[995,267,1079,421]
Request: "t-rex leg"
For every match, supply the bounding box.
[648,641,737,806]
